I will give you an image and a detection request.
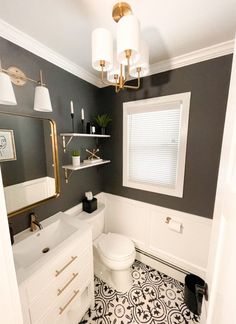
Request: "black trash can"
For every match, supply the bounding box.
[184,274,205,315]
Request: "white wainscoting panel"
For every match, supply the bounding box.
[104,193,212,279]
[104,195,149,251]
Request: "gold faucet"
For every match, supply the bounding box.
[30,213,43,232]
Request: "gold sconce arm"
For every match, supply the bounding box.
[1,66,46,87]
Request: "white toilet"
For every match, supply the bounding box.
[74,204,136,292]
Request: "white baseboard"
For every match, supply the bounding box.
[135,249,188,283]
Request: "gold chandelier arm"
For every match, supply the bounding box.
[115,86,121,93]
[123,68,141,90]
[127,56,130,79]
[100,65,118,88]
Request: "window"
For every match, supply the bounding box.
[123,92,191,197]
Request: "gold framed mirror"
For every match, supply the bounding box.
[0,111,60,217]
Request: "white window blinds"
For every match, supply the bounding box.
[128,107,181,188]
[123,93,191,197]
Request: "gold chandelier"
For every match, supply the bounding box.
[92,2,149,93]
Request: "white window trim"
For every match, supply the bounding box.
[123,92,191,198]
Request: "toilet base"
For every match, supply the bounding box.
[111,268,133,292]
[94,252,133,292]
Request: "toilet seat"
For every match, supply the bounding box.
[98,233,135,261]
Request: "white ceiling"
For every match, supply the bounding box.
[0,0,235,79]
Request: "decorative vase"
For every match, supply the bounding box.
[72,156,80,167]
[101,127,106,135]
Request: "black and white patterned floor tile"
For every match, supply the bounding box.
[80,260,199,324]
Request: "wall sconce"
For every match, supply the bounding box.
[0,62,17,105]
[0,61,52,112]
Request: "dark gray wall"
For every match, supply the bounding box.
[100,55,232,219]
[0,36,232,234]
[0,37,106,233]
[0,115,47,186]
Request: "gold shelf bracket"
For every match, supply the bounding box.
[62,135,74,153]
[64,168,74,184]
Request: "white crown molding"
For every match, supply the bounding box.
[0,19,102,88]
[148,40,234,76]
[0,19,234,88]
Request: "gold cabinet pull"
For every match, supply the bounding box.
[59,289,79,315]
[55,256,77,277]
[57,272,78,296]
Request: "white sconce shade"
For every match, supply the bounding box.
[130,40,149,78]
[34,86,52,112]
[117,15,140,65]
[92,28,113,71]
[0,71,17,105]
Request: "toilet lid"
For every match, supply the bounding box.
[98,233,134,260]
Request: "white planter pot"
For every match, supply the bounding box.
[72,156,80,167]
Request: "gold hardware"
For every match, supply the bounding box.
[112,2,132,23]
[1,66,46,87]
[99,60,106,68]
[64,168,73,184]
[7,67,26,86]
[55,256,78,277]
[59,289,79,315]
[30,213,42,232]
[62,135,74,153]
[57,272,78,296]
[165,217,171,224]
[125,49,132,59]
[95,2,144,93]
[100,60,141,92]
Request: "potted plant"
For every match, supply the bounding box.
[94,114,112,135]
[71,150,80,167]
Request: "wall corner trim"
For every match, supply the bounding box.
[0,19,102,88]
[0,18,234,88]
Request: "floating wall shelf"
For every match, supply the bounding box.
[60,133,111,182]
[62,160,111,183]
[60,133,111,152]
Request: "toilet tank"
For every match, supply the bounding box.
[76,204,105,240]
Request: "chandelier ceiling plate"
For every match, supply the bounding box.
[112,2,132,23]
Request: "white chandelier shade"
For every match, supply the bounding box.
[117,15,140,66]
[130,40,149,78]
[92,28,113,71]
[0,71,17,105]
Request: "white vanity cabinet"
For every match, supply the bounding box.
[18,228,94,324]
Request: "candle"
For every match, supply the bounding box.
[81,108,84,120]
[92,126,95,134]
[70,100,74,114]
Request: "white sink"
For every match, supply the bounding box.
[13,212,89,276]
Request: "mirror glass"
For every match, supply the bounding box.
[0,112,60,217]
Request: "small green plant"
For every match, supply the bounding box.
[71,150,80,157]
[95,114,112,128]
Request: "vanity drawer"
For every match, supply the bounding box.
[35,282,93,324]
[26,231,92,301]
[29,249,93,323]
[35,284,81,324]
